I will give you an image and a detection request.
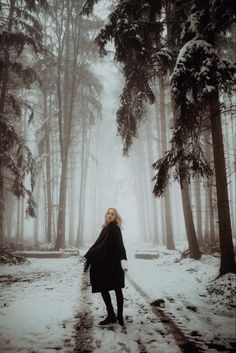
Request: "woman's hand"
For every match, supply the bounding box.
[121,259,128,272]
[83,259,90,272]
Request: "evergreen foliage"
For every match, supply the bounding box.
[153,1,236,195]
[0,0,48,219]
[84,0,235,271]
[95,0,171,154]
[82,0,100,16]
[84,0,235,182]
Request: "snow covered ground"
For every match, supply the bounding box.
[0,244,235,353]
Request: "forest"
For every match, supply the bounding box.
[0,0,235,272]
[0,1,236,352]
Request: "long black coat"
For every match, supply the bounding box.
[84,222,127,293]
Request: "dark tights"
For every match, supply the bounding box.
[101,289,123,317]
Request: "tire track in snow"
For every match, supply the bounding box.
[73,261,151,353]
[73,269,94,353]
[127,274,206,353]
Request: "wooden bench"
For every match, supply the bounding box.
[135,250,159,259]
[16,251,79,258]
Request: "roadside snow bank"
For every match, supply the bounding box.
[0,257,81,353]
[127,245,235,348]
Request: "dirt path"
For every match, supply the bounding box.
[73,262,235,353]
[72,265,198,353]
[126,275,205,353]
[0,257,234,353]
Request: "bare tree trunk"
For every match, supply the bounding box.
[164,1,200,257]
[0,166,4,242]
[43,89,52,243]
[194,175,203,244]
[172,105,201,258]
[204,180,210,242]
[204,131,217,243]
[209,92,236,275]
[68,154,75,246]
[20,198,24,242]
[208,176,216,242]
[34,172,41,248]
[130,153,147,242]
[146,122,159,244]
[6,191,14,240]
[224,114,235,239]
[76,121,91,246]
[80,133,91,243]
[55,2,83,249]
[16,199,20,242]
[0,0,15,241]
[181,177,201,258]
[55,3,71,250]
[154,92,165,245]
[55,156,68,249]
[231,114,236,238]
[136,137,152,241]
[159,77,175,250]
[76,120,86,246]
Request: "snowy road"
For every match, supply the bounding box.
[74,271,183,353]
[0,254,235,353]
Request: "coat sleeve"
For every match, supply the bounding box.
[113,225,127,260]
[84,230,105,262]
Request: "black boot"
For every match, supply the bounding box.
[115,289,124,326]
[100,291,117,325]
[99,313,117,325]
[117,315,124,326]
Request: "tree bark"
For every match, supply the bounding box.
[0,0,15,241]
[146,122,159,244]
[43,88,52,243]
[0,165,4,242]
[164,0,200,257]
[154,95,165,245]
[68,154,75,246]
[55,156,68,249]
[16,198,20,242]
[171,97,201,258]
[194,175,203,245]
[181,177,201,259]
[209,92,236,275]
[20,198,24,242]
[76,123,86,246]
[159,77,175,250]
[5,191,14,240]
[55,1,83,249]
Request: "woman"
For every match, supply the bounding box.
[84,208,128,326]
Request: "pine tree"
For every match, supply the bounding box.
[84,0,201,257]
[0,0,48,241]
[48,0,102,249]
[162,0,236,274]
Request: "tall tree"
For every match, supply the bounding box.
[158,76,175,249]
[51,0,101,249]
[145,118,159,244]
[0,0,48,241]
[159,1,236,274]
[84,0,201,256]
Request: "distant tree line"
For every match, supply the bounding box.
[0,0,102,249]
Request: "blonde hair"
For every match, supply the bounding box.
[102,208,123,229]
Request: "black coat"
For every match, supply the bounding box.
[84,222,127,293]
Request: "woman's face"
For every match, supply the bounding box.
[106,208,116,223]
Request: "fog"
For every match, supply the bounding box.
[1,1,236,350]
[1,0,235,259]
